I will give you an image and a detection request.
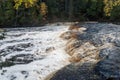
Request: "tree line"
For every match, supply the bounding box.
[0,0,120,27]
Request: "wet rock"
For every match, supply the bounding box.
[79,23,120,47]
[65,39,82,56]
[60,31,78,40]
[6,54,44,64]
[21,71,29,78]
[0,43,33,57]
[67,42,99,62]
[0,54,45,68]
[0,32,6,40]
[95,47,120,79]
[60,29,85,40]
[64,23,120,63]
[50,62,103,80]
[21,71,27,74]
[46,47,55,53]
[50,23,120,80]
[9,33,25,37]
[1,70,7,75]
[114,40,120,47]
[69,24,81,30]
[0,61,15,69]
[10,75,16,80]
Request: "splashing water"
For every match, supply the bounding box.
[0,25,70,80]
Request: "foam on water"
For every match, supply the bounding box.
[0,25,70,80]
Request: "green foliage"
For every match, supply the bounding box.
[0,0,15,26]
[110,5,120,21]
[86,0,104,19]
[46,0,59,17]
[0,0,120,27]
[73,0,104,20]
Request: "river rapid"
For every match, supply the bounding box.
[0,24,70,80]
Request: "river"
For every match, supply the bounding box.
[0,24,70,80]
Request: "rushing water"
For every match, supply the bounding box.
[0,25,70,80]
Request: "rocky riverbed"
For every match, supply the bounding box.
[0,22,120,80]
[49,22,120,80]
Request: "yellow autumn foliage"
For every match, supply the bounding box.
[14,0,37,9]
[104,0,120,16]
[40,2,48,16]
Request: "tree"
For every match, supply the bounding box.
[104,0,120,16]
[0,0,15,26]
[86,0,104,20]
[14,0,38,9]
[46,0,59,18]
[104,0,113,16]
[110,5,120,21]
[40,2,47,16]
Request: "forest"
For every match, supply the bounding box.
[0,0,120,27]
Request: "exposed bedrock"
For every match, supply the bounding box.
[49,23,120,80]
